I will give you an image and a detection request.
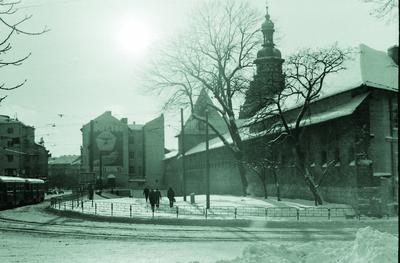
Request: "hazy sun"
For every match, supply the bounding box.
[115,18,154,56]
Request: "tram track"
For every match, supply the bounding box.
[0,215,355,242]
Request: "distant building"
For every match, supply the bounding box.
[80,111,164,189]
[0,115,49,180]
[163,7,398,216]
[48,155,80,189]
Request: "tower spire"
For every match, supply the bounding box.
[265,1,270,19]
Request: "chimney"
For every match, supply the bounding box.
[120,118,128,124]
[387,45,398,65]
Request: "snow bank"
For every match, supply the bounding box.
[216,243,304,263]
[217,227,398,263]
[336,226,398,263]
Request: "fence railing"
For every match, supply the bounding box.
[50,198,358,220]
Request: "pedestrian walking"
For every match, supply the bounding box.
[143,186,150,203]
[155,188,161,208]
[149,189,156,213]
[167,187,175,208]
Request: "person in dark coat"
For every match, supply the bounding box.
[167,187,175,208]
[143,187,150,203]
[155,188,161,208]
[148,189,156,213]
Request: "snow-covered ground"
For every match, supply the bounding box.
[1,197,397,263]
[217,227,398,263]
[55,194,356,221]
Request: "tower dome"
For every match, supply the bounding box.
[261,12,274,31]
[256,5,281,59]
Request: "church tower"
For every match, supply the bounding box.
[240,6,284,119]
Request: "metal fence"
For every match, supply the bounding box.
[50,198,358,221]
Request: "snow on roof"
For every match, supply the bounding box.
[164,150,179,160]
[179,44,398,158]
[48,155,80,165]
[185,126,253,156]
[246,43,398,126]
[291,92,370,128]
[0,176,27,183]
[128,123,144,130]
[184,91,370,157]
[321,43,398,96]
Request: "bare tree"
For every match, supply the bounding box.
[145,0,261,195]
[361,0,398,21]
[250,44,352,205]
[0,0,48,103]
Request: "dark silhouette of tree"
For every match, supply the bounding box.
[249,44,352,205]
[145,0,261,196]
[361,0,398,22]
[0,0,48,103]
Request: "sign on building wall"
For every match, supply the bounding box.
[93,126,124,167]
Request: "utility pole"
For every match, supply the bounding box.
[205,109,210,209]
[181,108,187,201]
[99,151,103,191]
[89,120,94,173]
[89,120,94,192]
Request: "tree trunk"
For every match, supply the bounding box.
[262,167,268,198]
[305,175,323,206]
[237,161,248,196]
[294,144,323,205]
[273,169,281,201]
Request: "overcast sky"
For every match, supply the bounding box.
[0,0,398,157]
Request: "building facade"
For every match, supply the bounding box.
[80,111,164,189]
[0,115,49,180]
[48,155,80,189]
[162,8,398,216]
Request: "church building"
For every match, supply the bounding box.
[162,8,398,216]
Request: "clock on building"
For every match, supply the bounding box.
[96,131,116,151]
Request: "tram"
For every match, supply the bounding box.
[0,176,45,210]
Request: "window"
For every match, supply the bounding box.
[7,127,13,134]
[129,166,135,174]
[129,136,134,144]
[7,155,14,162]
[334,148,340,163]
[7,140,13,147]
[129,152,134,159]
[334,148,341,167]
[12,137,20,145]
[390,98,398,129]
[280,154,286,166]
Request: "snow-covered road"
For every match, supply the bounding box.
[0,201,397,263]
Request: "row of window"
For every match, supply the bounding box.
[185,147,353,170]
[3,155,39,162]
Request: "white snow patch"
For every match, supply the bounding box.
[217,227,398,263]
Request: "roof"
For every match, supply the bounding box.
[247,43,398,125]
[319,43,398,94]
[128,124,144,130]
[286,92,370,128]
[185,92,369,156]
[0,176,44,183]
[163,150,179,160]
[48,155,80,165]
[176,89,228,136]
[182,43,398,157]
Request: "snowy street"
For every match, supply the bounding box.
[0,199,397,263]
